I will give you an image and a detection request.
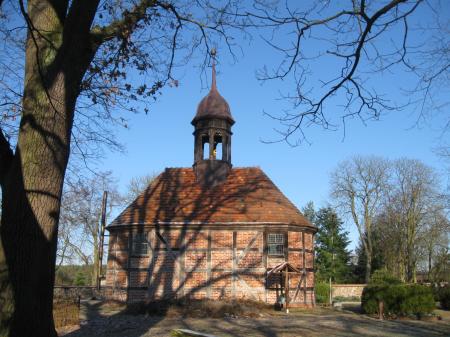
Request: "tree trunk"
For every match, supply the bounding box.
[92,231,99,286]
[0,55,75,337]
[0,1,90,335]
[365,250,372,284]
[428,249,432,281]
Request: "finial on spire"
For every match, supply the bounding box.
[210,48,217,91]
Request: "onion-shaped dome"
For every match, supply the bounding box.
[191,64,235,125]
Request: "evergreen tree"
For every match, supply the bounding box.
[314,207,352,283]
[302,201,316,224]
[354,231,385,283]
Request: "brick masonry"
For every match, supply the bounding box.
[105,227,315,306]
[331,284,366,298]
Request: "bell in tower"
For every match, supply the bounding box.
[192,50,234,186]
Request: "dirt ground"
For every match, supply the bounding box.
[59,300,450,337]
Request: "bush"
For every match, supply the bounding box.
[369,269,402,285]
[333,296,361,302]
[437,286,450,310]
[362,284,435,316]
[315,282,330,304]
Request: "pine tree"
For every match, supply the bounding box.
[302,201,316,223]
[314,207,352,283]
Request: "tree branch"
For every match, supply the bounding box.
[90,0,158,45]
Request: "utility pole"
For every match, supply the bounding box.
[97,191,108,291]
[329,225,335,306]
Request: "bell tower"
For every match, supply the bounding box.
[192,50,234,185]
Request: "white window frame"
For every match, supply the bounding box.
[267,233,285,256]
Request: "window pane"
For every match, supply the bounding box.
[132,232,148,255]
[268,233,284,244]
[268,243,284,256]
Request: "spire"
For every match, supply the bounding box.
[211,48,217,92]
[191,47,234,125]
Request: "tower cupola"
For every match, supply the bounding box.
[192,51,234,185]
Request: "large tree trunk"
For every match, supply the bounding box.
[1,63,72,337]
[0,1,92,335]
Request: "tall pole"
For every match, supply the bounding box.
[285,267,289,314]
[97,191,108,291]
[329,230,334,306]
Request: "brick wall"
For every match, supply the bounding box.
[332,284,366,298]
[105,227,315,306]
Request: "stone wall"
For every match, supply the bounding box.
[105,226,315,306]
[332,284,366,299]
[54,286,104,300]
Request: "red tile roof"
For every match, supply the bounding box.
[109,167,314,228]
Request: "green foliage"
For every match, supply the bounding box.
[362,284,435,316]
[369,269,402,285]
[436,286,450,310]
[303,203,352,283]
[332,296,361,302]
[353,233,385,283]
[74,271,87,286]
[315,282,330,304]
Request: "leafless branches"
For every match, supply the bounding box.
[331,155,448,282]
[57,172,121,282]
[246,0,448,144]
[330,155,390,282]
[0,0,258,173]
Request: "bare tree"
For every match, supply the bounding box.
[123,172,158,205]
[0,1,262,335]
[388,158,442,282]
[248,0,450,144]
[419,209,449,282]
[57,172,121,285]
[351,158,447,282]
[330,155,390,282]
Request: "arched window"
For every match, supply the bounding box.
[214,133,222,160]
[202,135,209,159]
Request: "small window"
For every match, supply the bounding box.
[268,233,285,256]
[131,232,148,256]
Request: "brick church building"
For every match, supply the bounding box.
[105,64,317,306]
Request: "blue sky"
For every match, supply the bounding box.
[99,2,449,251]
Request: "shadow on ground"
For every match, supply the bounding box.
[61,300,450,337]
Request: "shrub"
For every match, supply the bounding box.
[315,282,330,304]
[369,269,402,285]
[362,284,435,316]
[437,286,450,310]
[332,296,361,302]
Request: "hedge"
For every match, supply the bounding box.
[315,282,330,304]
[362,284,435,316]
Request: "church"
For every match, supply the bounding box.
[105,63,317,307]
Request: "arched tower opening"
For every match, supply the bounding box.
[192,53,234,186]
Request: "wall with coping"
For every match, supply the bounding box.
[332,284,366,298]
